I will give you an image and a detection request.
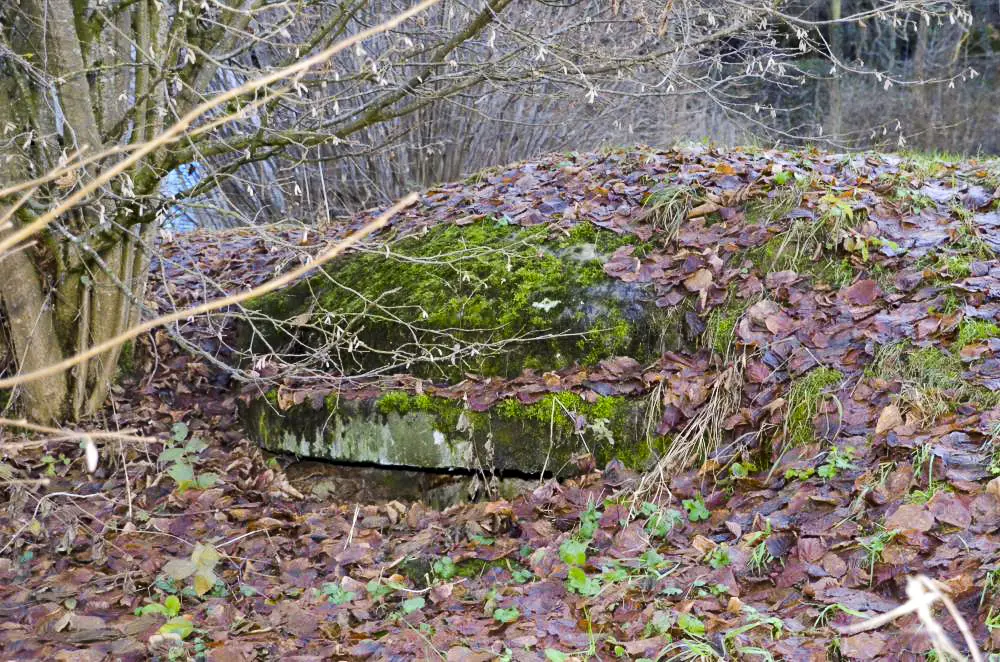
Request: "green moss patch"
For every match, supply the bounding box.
[245,219,663,379]
[116,340,135,379]
[702,288,753,359]
[916,253,973,281]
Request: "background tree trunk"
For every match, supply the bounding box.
[827,0,843,141]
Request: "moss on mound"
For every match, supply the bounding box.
[245,220,673,380]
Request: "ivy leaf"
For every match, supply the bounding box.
[164,595,181,617]
[135,603,170,617]
[567,566,601,597]
[493,607,520,623]
[367,580,393,601]
[559,539,587,566]
[158,616,194,639]
[196,472,219,489]
[677,612,705,637]
[321,583,356,605]
[648,609,674,635]
[682,496,711,522]
[433,557,457,580]
[171,422,189,442]
[578,501,601,540]
[167,462,195,486]
[401,596,425,614]
[511,568,533,584]
[184,437,208,454]
[162,559,196,581]
[157,447,187,464]
[191,543,220,570]
[193,570,217,597]
[545,649,570,662]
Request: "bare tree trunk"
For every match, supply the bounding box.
[0,0,160,422]
[827,0,843,142]
[0,242,70,423]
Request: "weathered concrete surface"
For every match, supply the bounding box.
[243,390,663,476]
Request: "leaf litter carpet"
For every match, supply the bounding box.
[1,146,1000,660]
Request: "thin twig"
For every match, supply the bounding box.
[0,194,416,390]
[0,417,157,447]
[0,0,439,257]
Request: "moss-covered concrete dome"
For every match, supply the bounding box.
[237,146,1000,478]
[244,220,687,378]
[240,216,693,476]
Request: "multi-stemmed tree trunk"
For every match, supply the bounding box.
[0,0,167,422]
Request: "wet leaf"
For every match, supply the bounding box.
[158,616,194,640]
[401,596,425,614]
[162,559,196,581]
[874,404,902,435]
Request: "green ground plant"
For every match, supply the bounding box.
[858,527,899,585]
[320,582,356,606]
[640,502,684,538]
[745,521,776,574]
[158,422,219,493]
[905,480,951,505]
[706,545,732,569]
[682,495,711,522]
[893,187,936,213]
[161,543,223,597]
[817,446,855,480]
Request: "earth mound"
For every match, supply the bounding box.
[236,146,1000,480]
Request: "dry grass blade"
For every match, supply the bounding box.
[644,185,695,243]
[633,353,746,503]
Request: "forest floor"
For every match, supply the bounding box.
[2,145,1000,661]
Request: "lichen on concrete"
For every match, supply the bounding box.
[244,387,664,475]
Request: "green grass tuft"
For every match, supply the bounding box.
[865,342,1000,422]
[955,319,1000,351]
[784,367,844,446]
[785,366,844,446]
